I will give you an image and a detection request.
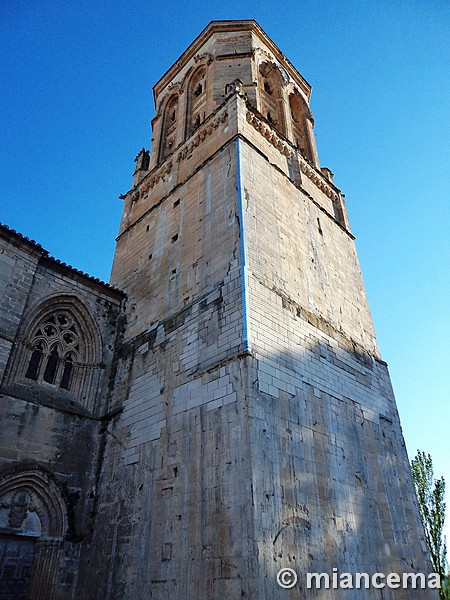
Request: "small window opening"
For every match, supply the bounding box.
[264,81,273,95]
[194,83,203,97]
[317,218,323,235]
[43,348,59,384]
[25,343,43,381]
[173,198,180,208]
[148,254,153,260]
[171,234,178,243]
[146,224,150,231]
[60,355,73,390]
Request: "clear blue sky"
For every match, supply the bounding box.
[1,1,449,541]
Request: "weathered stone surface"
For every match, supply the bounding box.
[0,224,124,599]
[82,20,434,600]
[0,20,436,600]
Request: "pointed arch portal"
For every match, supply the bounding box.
[0,466,69,600]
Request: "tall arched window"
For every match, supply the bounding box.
[24,311,82,392]
[8,295,102,412]
[186,67,207,138]
[159,94,179,162]
[258,63,286,136]
[289,92,317,166]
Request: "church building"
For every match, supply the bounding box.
[0,20,433,599]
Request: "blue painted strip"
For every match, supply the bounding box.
[235,138,252,353]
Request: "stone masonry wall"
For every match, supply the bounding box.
[238,112,378,355]
[236,128,433,596]
[78,268,257,599]
[0,227,124,599]
[247,287,432,598]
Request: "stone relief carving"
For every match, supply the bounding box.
[8,490,32,528]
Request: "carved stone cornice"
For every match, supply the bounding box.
[246,110,293,157]
[139,160,173,195]
[245,109,339,201]
[137,108,229,197]
[177,111,228,161]
[299,158,339,200]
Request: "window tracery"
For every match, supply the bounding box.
[24,311,82,392]
[7,295,102,413]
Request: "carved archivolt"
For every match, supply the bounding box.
[0,466,71,599]
[254,48,290,85]
[0,466,68,540]
[159,94,179,162]
[156,82,183,117]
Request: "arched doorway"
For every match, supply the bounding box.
[0,466,68,600]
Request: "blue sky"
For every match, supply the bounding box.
[1,1,449,541]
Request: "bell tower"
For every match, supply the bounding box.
[84,21,434,599]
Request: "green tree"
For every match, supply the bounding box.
[411,450,449,598]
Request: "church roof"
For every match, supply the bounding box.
[0,222,125,297]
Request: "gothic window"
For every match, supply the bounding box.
[186,67,207,138]
[159,94,179,162]
[259,63,286,136]
[24,311,82,392]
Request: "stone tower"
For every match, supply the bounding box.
[81,21,433,599]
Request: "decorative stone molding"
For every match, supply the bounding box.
[0,466,69,540]
[246,110,293,157]
[4,292,105,415]
[180,54,212,92]
[156,82,183,114]
[299,157,339,200]
[139,160,173,195]
[246,109,339,201]
[135,107,229,199]
[254,47,276,66]
[176,110,228,162]
[254,48,290,85]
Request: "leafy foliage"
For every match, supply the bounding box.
[411,450,449,598]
